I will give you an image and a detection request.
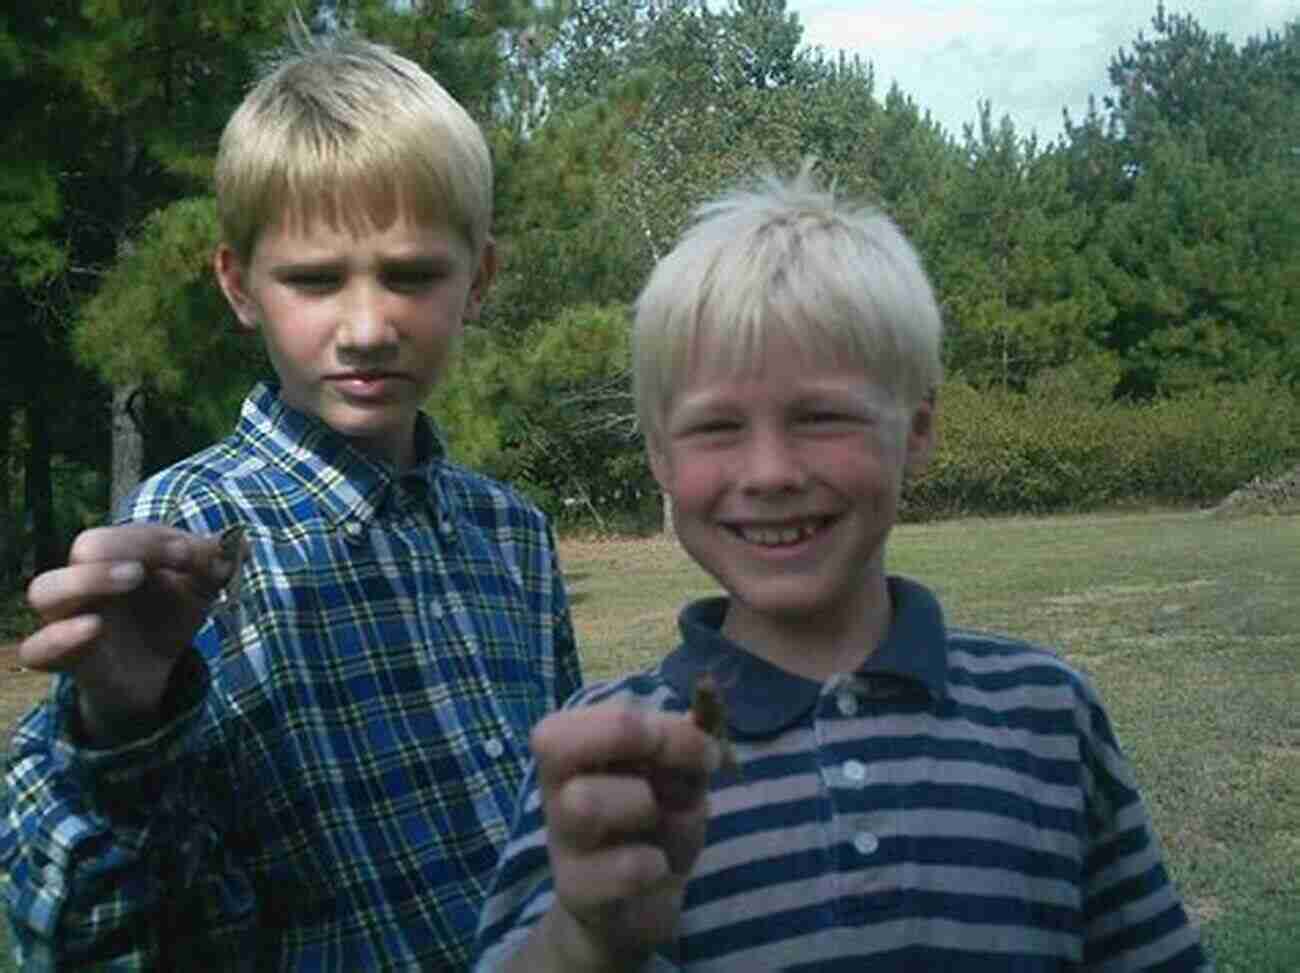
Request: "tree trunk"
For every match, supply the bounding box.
[0,407,14,585]
[108,121,146,518]
[110,382,145,515]
[24,401,57,574]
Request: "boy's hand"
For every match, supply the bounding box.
[17,524,239,745]
[516,703,720,972]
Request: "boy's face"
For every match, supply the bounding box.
[650,333,934,648]
[215,213,493,470]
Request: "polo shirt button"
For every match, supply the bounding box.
[836,691,858,717]
[842,759,867,784]
[853,831,879,856]
[343,521,364,540]
[483,737,505,759]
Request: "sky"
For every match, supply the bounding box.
[785,1,1299,144]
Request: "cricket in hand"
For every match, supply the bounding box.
[690,672,739,776]
[217,524,248,602]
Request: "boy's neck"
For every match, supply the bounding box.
[719,578,893,683]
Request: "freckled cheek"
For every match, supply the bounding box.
[662,456,731,510]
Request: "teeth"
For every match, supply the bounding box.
[736,521,821,546]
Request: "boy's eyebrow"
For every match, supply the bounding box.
[674,383,893,410]
[270,258,345,274]
[268,253,452,274]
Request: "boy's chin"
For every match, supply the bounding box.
[725,580,864,624]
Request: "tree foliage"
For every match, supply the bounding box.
[4,0,1299,554]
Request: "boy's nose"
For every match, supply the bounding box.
[336,285,397,349]
[738,430,808,494]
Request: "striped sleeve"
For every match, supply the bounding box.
[1076,679,1211,971]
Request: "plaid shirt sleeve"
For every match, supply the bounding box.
[2,387,583,971]
[1,470,257,971]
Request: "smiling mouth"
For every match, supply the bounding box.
[729,518,831,547]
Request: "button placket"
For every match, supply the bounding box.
[852,831,880,857]
[836,690,859,717]
[841,758,868,787]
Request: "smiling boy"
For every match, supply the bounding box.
[2,28,580,970]
[474,165,1209,971]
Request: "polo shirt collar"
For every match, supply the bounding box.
[237,381,447,529]
[660,576,949,738]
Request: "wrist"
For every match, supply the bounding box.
[73,649,204,747]
[513,907,653,973]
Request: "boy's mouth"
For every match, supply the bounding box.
[729,518,831,547]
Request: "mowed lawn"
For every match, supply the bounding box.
[2,509,1298,969]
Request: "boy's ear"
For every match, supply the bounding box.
[464,239,497,321]
[213,244,259,332]
[903,393,938,479]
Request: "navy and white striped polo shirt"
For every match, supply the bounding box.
[477,576,1209,971]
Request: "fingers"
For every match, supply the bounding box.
[553,836,673,909]
[27,560,147,622]
[533,703,720,893]
[17,614,104,671]
[549,772,661,852]
[68,524,233,580]
[29,526,236,621]
[533,704,720,794]
[20,524,239,678]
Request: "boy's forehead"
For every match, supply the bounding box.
[676,338,900,408]
[260,198,465,250]
[685,327,882,387]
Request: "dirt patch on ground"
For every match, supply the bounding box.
[1213,463,1300,516]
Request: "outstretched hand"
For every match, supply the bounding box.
[512,703,720,972]
[16,524,240,744]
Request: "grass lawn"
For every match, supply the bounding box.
[2,509,1297,969]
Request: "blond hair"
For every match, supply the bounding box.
[633,162,943,446]
[215,29,492,260]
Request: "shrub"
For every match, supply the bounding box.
[903,378,1300,520]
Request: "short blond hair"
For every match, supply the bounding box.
[215,29,492,260]
[633,162,943,446]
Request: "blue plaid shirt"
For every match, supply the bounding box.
[2,382,582,970]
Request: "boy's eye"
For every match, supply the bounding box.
[685,419,741,436]
[285,272,340,292]
[802,410,859,425]
[383,268,439,293]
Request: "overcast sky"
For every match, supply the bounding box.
[785,1,1299,144]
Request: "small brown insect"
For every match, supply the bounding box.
[217,524,248,603]
[691,672,740,776]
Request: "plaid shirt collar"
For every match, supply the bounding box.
[239,380,448,531]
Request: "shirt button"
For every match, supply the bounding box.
[836,691,859,717]
[483,737,505,759]
[343,521,364,540]
[842,759,867,784]
[853,831,879,856]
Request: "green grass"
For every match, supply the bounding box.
[2,510,1297,968]
[563,510,1300,969]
